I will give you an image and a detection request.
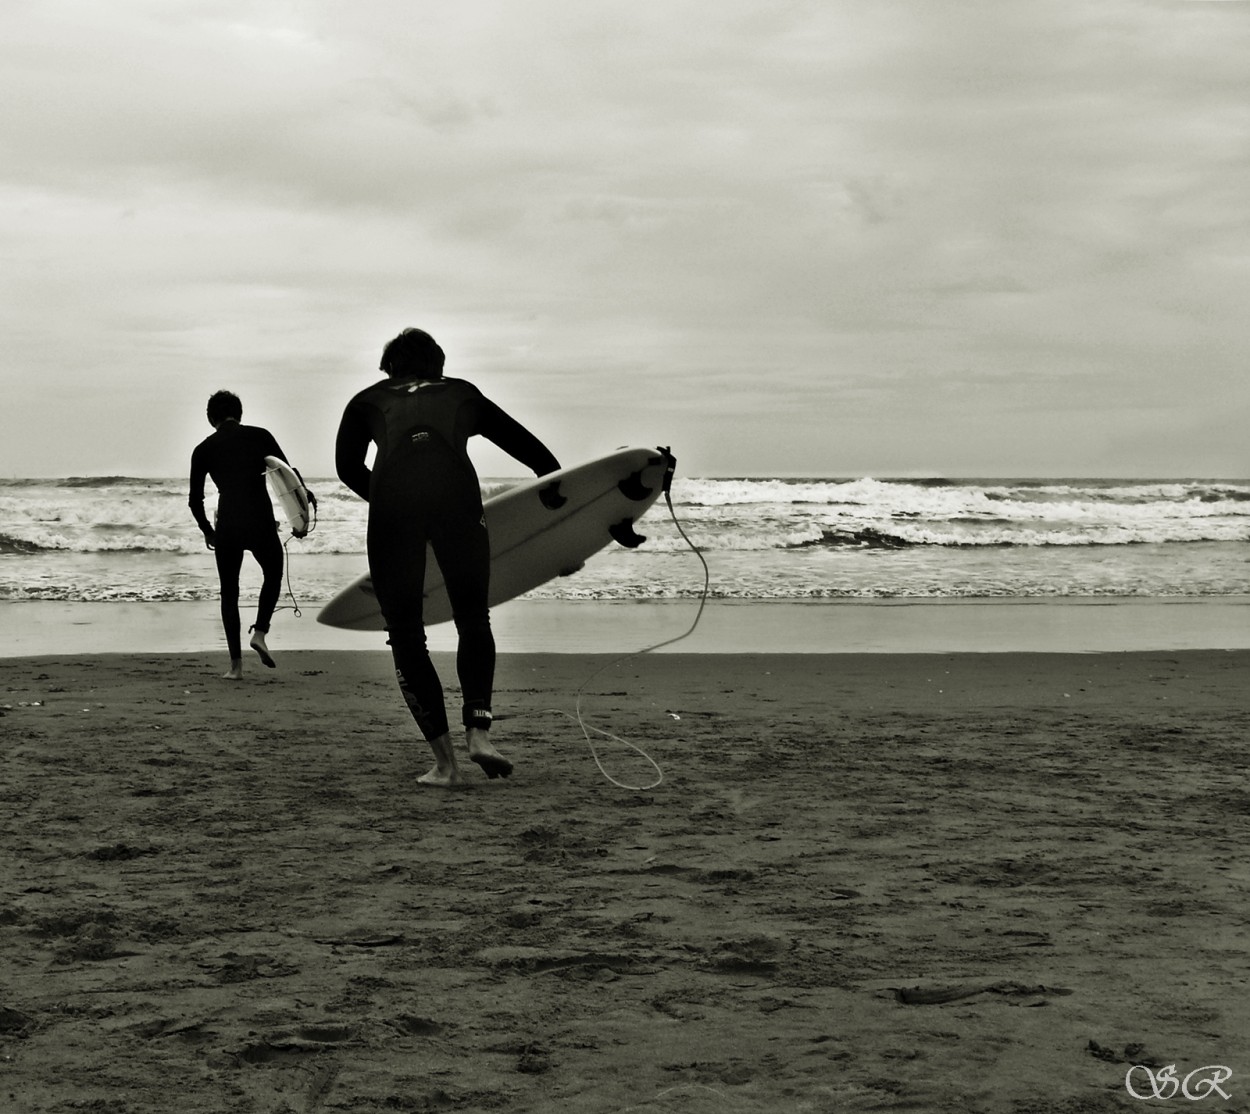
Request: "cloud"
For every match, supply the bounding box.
[1,0,1248,476]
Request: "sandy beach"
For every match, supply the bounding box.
[2,645,1248,1112]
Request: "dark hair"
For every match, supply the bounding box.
[206,390,243,426]
[380,328,445,379]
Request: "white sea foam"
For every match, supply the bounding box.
[1,475,1247,601]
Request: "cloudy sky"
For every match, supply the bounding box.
[2,0,1247,479]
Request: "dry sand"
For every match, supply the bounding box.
[2,648,1248,1112]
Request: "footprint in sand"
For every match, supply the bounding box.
[237,1023,360,1064]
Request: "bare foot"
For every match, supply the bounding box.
[467,728,513,779]
[223,659,244,681]
[417,764,462,787]
[417,732,462,788]
[250,631,275,668]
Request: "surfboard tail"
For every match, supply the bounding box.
[657,446,676,493]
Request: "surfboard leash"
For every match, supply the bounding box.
[276,536,304,618]
[472,449,707,791]
[566,453,711,791]
[275,498,317,619]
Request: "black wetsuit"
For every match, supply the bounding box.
[335,374,559,741]
[188,420,287,661]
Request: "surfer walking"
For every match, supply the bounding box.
[335,327,560,786]
[189,390,315,680]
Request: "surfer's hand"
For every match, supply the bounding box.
[202,528,216,550]
[293,528,308,540]
[307,491,318,508]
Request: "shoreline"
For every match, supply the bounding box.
[3,595,1250,657]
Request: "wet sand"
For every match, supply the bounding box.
[5,596,1250,656]
[2,648,1249,1112]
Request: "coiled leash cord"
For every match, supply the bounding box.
[564,454,710,791]
[276,498,318,619]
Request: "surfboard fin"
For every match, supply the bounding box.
[539,480,567,509]
[618,471,654,501]
[609,518,647,549]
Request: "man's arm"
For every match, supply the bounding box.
[335,403,373,501]
[477,400,560,476]
[187,447,215,547]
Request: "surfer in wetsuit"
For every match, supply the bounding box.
[189,391,314,680]
[335,327,560,786]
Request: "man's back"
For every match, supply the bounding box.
[190,422,281,532]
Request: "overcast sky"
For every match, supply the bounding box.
[2,0,1247,479]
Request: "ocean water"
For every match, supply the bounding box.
[1,475,1248,605]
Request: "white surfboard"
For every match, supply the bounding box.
[264,456,312,536]
[317,445,675,630]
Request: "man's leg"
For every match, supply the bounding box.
[213,537,245,678]
[368,514,456,783]
[434,511,511,779]
[248,529,284,668]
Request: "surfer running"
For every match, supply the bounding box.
[189,391,316,680]
[335,327,560,786]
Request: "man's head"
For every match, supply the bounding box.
[206,390,243,427]
[380,328,445,379]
